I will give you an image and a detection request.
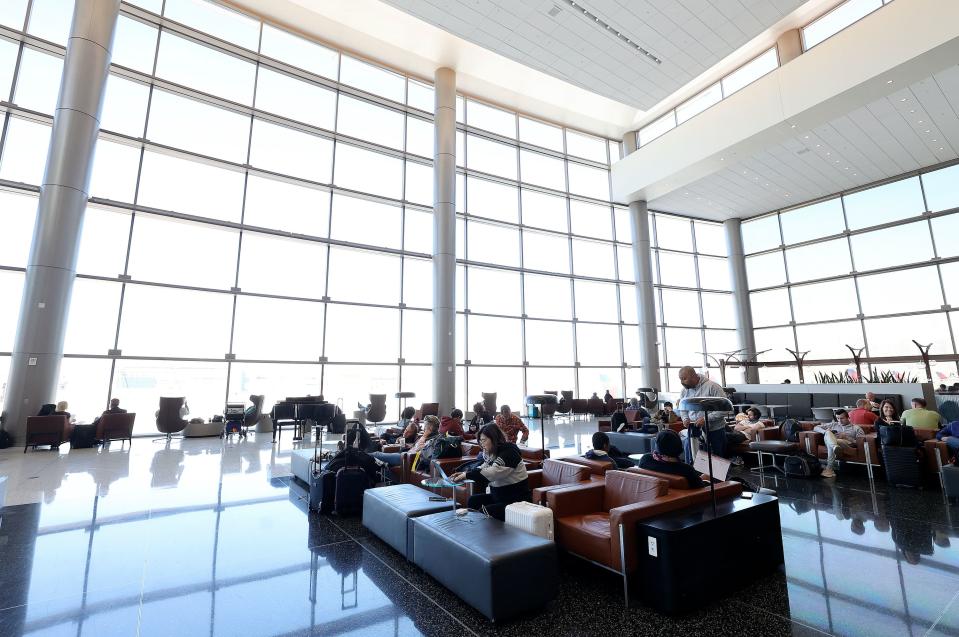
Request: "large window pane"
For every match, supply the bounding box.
[468,222,519,267]
[524,274,571,320]
[571,239,615,279]
[0,271,25,351]
[796,321,864,359]
[27,0,73,45]
[518,117,563,151]
[237,233,326,298]
[844,176,925,230]
[76,205,131,277]
[750,289,792,327]
[228,362,322,407]
[704,329,738,358]
[0,39,16,103]
[254,68,336,129]
[128,215,238,289]
[0,1,28,31]
[790,278,859,323]
[940,262,959,307]
[260,24,338,79]
[578,368,623,401]
[406,80,433,113]
[803,0,883,50]
[250,119,333,182]
[753,326,794,362]
[676,83,722,124]
[466,135,517,180]
[521,190,566,232]
[155,31,255,104]
[931,214,959,258]
[89,138,140,203]
[780,198,845,244]
[520,150,565,191]
[138,151,245,222]
[405,116,433,158]
[694,221,727,256]
[405,161,432,206]
[923,164,959,213]
[118,285,232,357]
[112,15,158,74]
[741,214,780,254]
[745,251,786,289]
[655,215,693,252]
[13,47,62,114]
[721,48,777,96]
[614,208,631,243]
[638,112,675,146]
[402,257,432,308]
[850,221,933,272]
[619,285,637,324]
[565,130,606,164]
[0,190,37,268]
[163,0,260,50]
[323,365,399,416]
[467,316,521,364]
[576,323,620,365]
[0,117,51,185]
[243,175,329,235]
[327,248,400,305]
[857,266,942,315]
[661,289,700,327]
[63,278,121,355]
[525,320,574,366]
[333,143,403,199]
[864,313,952,358]
[526,367,575,397]
[401,310,431,363]
[324,305,399,362]
[701,293,735,328]
[567,163,609,200]
[617,246,634,283]
[467,177,518,223]
[467,100,515,138]
[467,267,521,316]
[574,280,617,322]
[56,358,112,425]
[101,74,150,137]
[664,327,703,367]
[232,296,323,360]
[698,256,730,291]
[658,251,697,287]
[336,94,404,150]
[404,209,432,255]
[339,56,404,103]
[468,366,523,413]
[569,200,612,240]
[329,193,400,249]
[148,91,250,162]
[785,238,852,283]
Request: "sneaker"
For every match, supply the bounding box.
[821,468,836,478]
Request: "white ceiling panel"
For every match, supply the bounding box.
[649,65,959,220]
[379,0,806,110]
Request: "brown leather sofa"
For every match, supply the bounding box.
[923,433,953,483]
[546,471,743,605]
[24,415,73,452]
[528,458,592,505]
[97,412,136,446]
[797,424,880,478]
[560,455,619,480]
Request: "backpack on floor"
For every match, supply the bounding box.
[783,452,822,478]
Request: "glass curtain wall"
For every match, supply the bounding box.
[741,164,959,384]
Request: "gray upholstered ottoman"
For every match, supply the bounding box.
[361,484,453,558]
[290,449,316,484]
[410,510,558,622]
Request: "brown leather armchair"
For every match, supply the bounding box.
[797,424,880,479]
[546,470,742,605]
[24,415,73,452]
[419,402,439,418]
[528,458,592,505]
[571,399,588,419]
[97,412,136,446]
[560,455,618,480]
[366,394,387,424]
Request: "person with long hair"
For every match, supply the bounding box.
[450,423,529,520]
[875,399,900,426]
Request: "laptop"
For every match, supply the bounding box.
[432,460,466,486]
[693,450,732,482]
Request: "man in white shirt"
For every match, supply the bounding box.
[813,409,865,478]
[676,366,727,463]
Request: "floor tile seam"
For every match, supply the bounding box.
[732,599,835,636]
[305,538,358,551]
[333,519,482,637]
[923,585,959,637]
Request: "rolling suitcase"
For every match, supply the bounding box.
[309,469,336,514]
[334,467,367,515]
[504,501,554,541]
[882,444,922,488]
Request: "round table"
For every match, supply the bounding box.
[420,478,474,512]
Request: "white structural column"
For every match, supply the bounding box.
[432,67,456,414]
[2,0,121,439]
[724,219,759,383]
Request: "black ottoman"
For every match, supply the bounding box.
[411,510,557,622]
[749,440,799,474]
[362,484,454,558]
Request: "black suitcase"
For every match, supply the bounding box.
[334,467,367,516]
[309,469,336,514]
[882,444,922,488]
[70,425,96,449]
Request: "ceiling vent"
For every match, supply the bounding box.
[548,5,562,17]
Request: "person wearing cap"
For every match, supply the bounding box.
[637,430,708,489]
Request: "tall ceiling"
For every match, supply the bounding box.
[649,64,959,218]
[378,0,807,110]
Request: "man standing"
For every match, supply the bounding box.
[900,398,941,431]
[676,366,728,462]
[813,409,866,478]
[494,405,529,445]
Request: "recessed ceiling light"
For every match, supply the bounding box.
[816,144,821,147]
[932,139,938,142]
[900,98,907,102]
[918,120,924,124]
[826,152,830,155]
[909,110,916,113]
[887,79,894,84]
[844,167,849,170]
[804,135,809,139]
[925,129,931,133]
[853,173,857,176]
[720,157,724,161]
[791,124,797,128]
[940,147,945,151]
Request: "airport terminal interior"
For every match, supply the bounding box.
[2,0,959,635]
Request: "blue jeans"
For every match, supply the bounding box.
[371,452,403,467]
[945,437,959,456]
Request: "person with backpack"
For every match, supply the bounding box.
[813,409,866,478]
[439,408,465,436]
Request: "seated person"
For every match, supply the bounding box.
[936,420,959,458]
[326,428,386,486]
[372,416,440,467]
[468,402,493,434]
[583,432,633,470]
[92,398,127,426]
[653,401,680,425]
[381,406,417,444]
[494,405,529,445]
[37,404,56,417]
[900,397,941,431]
[848,399,878,426]
[638,430,707,488]
[731,407,765,441]
[439,408,465,437]
[611,404,628,431]
[53,401,72,420]
[603,389,615,409]
[813,409,866,478]
[450,424,529,521]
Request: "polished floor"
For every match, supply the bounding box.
[1,419,958,636]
